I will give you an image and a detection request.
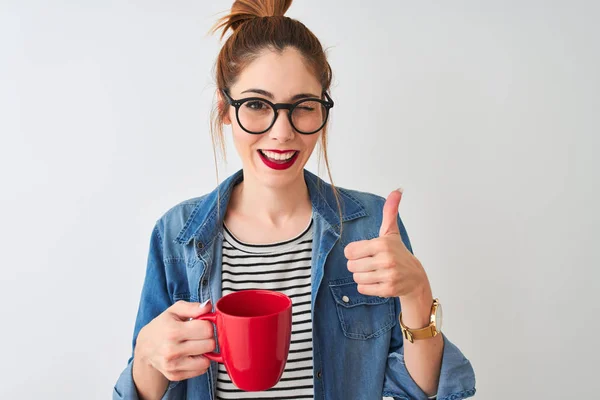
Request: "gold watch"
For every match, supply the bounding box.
[399,298,442,343]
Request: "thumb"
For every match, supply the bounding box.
[169,299,212,320]
[379,188,403,237]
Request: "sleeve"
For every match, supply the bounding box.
[113,222,185,399]
[381,215,476,400]
[382,323,476,400]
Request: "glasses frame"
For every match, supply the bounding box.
[221,89,334,135]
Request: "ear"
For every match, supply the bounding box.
[217,90,232,126]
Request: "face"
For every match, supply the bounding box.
[221,47,324,189]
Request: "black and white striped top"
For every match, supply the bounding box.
[216,219,314,400]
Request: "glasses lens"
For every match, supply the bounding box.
[291,100,327,133]
[238,99,275,133]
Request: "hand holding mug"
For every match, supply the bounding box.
[134,300,216,382]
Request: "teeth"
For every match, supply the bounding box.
[261,150,296,161]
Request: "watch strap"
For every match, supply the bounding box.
[399,298,440,343]
[399,315,438,343]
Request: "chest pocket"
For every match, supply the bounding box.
[328,276,396,340]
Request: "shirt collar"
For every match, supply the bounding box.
[174,168,366,246]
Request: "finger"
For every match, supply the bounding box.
[347,256,377,273]
[172,338,216,359]
[347,251,398,272]
[178,319,215,341]
[352,270,389,285]
[356,283,389,297]
[164,355,211,381]
[344,239,382,260]
[379,189,403,237]
[174,354,212,372]
[169,300,212,321]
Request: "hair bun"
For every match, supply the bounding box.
[211,0,293,39]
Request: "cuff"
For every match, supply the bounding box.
[383,333,476,400]
[113,358,182,400]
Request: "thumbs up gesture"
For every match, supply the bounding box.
[344,189,430,299]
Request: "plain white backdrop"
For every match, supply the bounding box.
[1,1,598,399]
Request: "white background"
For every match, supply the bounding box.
[1,1,598,399]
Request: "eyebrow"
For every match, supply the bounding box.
[240,88,321,101]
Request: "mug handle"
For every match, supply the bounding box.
[195,312,224,363]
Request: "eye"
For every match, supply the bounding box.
[244,100,269,111]
[295,100,320,112]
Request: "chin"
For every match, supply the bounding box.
[257,170,299,189]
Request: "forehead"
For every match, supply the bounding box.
[231,47,321,98]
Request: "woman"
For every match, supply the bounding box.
[114,1,476,399]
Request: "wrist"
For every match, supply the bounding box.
[133,329,151,368]
[132,341,169,400]
[399,281,433,329]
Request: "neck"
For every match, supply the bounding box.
[229,170,312,227]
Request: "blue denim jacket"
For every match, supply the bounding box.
[113,169,476,400]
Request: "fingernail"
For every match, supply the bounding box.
[200,299,211,308]
[396,187,404,194]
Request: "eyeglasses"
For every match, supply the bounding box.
[221,89,334,135]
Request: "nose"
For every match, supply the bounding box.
[268,109,294,142]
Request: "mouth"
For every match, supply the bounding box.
[258,149,300,170]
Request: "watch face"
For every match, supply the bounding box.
[434,302,443,332]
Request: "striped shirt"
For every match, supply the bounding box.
[216,219,314,400]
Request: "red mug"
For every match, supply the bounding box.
[196,289,293,391]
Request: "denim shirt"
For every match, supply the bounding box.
[113,169,476,400]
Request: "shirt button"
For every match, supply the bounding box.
[316,371,322,379]
[202,278,208,286]
[342,295,350,303]
[196,241,204,250]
